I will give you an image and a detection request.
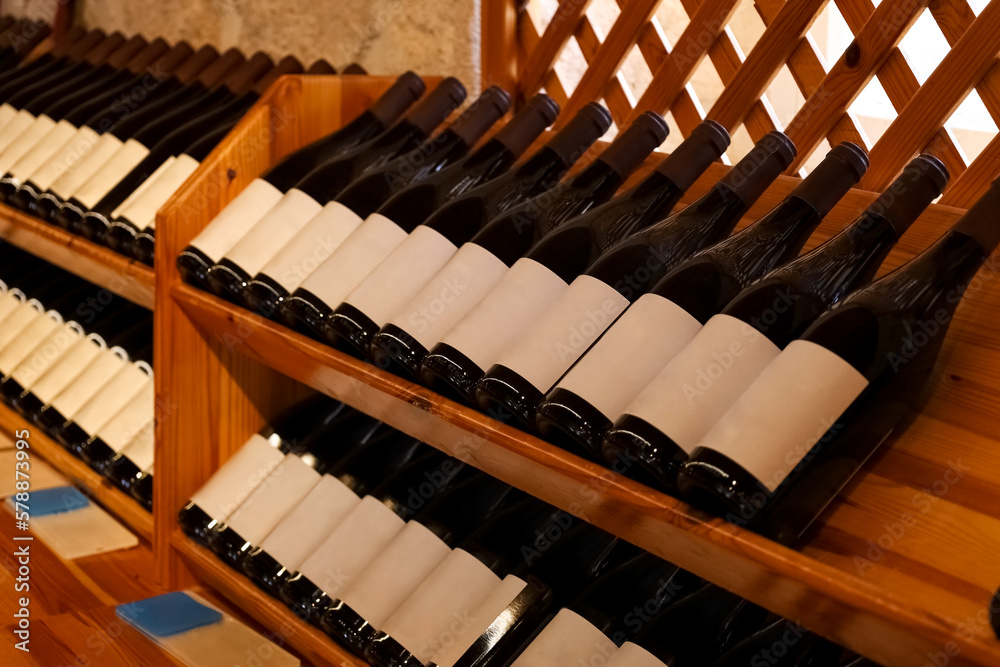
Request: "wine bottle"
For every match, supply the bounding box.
[608,154,948,493]
[372,117,723,381]
[321,94,561,356]
[319,473,518,654]
[223,85,518,312]
[176,396,356,545]
[225,84,510,317]
[0,25,91,95]
[535,143,868,461]
[412,112,671,404]
[108,420,155,509]
[475,131,796,429]
[74,377,153,468]
[176,72,435,288]
[676,166,996,545]
[278,450,466,623]
[240,424,425,593]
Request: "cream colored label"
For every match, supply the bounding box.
[93,378,154,453]
[120,419,155,471]
[71,138,151,208]
[0,301,45,351]
[428,575,529,667]
[0,290,26,324]
[0,104,17,133]
[557,293,703,420]
[497,275,629,393]
[113,153,199,230]
[0,114,56,177]
[110,156,174,222]
[0,110,36,155]
[28,126,101,191]
[187,178,284,263]
[9,321,83,389]
[223,188,323,277]
[24,335,103,405]
[298,212,409,309]
[225,454,322,544]
[9,119,80,181]
[343,226,458,327]
[339,521,451,627]
[259,475,361,571]
[626,314,781,453]
[440,258,568,371]
[383,549,502,664]
[389,242,509,350]
[190,433,285,521]
[49,132,124,200]
[699,339,868,491]
[0,311,62,374]
[511,609,616,667]
[48,348,128,419]
[72,361,151,435]
[297,495,406,597]
[259,200,364,293]
[607,642,669,667]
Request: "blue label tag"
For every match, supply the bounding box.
[117,591,223,638]
[21,486,90,516]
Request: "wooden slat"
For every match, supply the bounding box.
[860,1,1000,190]
[573,15,637,127]
[784,0,930,171]
[518,14,569,105]
[940,131,1000,207]
[519,0,594,97]
[481,0,519,96]
[708,0,830,131]
[558,0,662,127]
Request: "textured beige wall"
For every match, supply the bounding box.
[73,0,482,90]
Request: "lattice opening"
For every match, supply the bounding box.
[599,97,620,140]
[587,0,622,37]
[897,8,951,85]
[727,123,757,168]
[764,64,805,132]
[689,54,726,119]
[946,90,999,164]
[808,1,853,71]
[654,0,690,47]
[621,43,654,104]
[849,76,896,148]
[967,0,988,16]
[552,36,588,98]
[727,0,766,61]
[525,0,558,32]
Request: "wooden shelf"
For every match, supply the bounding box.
[0,202,155,310]
[0,401,153,542]
[171,531,369,667]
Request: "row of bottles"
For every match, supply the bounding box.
[178,396,880,667]
[0,16,51,71]
[0,242,154,507]
[0,26,367,265]
[179,78,999,545]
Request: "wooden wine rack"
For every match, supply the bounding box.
[2,0,999,664]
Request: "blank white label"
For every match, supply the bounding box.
[340,521,451,627]
[49,132,124,200]
[48,348,128,419]
[187,178,284,263]
[113,154,199,230]
[72,138,151,208]
[0,109,36,155]
[0,290,24,323]
[343,225,458,328]
[0,302,45,352]
[29,336,103,405]
[0,104,18,133]
[428,575,529,667]
[699,339,868,491]
[556,293,702,421]
[9,321,83,389]
[297,495,406,597]
[512,608,616,667]
[607,642,668,667]
[389,242,509,351]
[259,200,364,293]
[120,420,155,471]
[0,114,56,177]
[190,433,285,521]
[440,258,568,371]
[109,155,176,224]
[259,475,361,571]
[225,454,322,545]
[93,379,154,452]
[297,212,409,309]
[0,312,61,374]
[223,188,324,277]
[625,314,781,454]
[8,119,80,182]
[497,275,629,393]
[27,126,101,191]
[72,362,151,435]
[383,548,502,664]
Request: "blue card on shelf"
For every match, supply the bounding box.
[117,591,223,637]
[27,486,89,516]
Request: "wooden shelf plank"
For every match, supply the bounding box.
[171,282,1000,667]
[0,203,154,310]
[0,402,153,541]
[172,531,370,667]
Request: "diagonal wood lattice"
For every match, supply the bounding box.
[484,0,1000,206]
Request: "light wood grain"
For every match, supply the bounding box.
[519,0,593,98]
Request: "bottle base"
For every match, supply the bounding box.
[243,274,288,322]
[205,259,252,306]
[133,231,155,266]
[281,289,333,341]
[364,631,424,667]
[320,600,381,657]
[534,389,614,461]
[0,377,26,406]
[420,343,485,407]
[54,199,85,233]
[600,415,688,493]
[324,303,379,361]
[177,503,218,548]
[79,212,111,243]
[129,471,153,510]
[105,220,140,255]
[476,364,544,431]
[177,246,215,289]
[277,573,332,625]
[33,192,65,224]
[676,446,775,532]
[369,324,427,382]
[12,390,43,420]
